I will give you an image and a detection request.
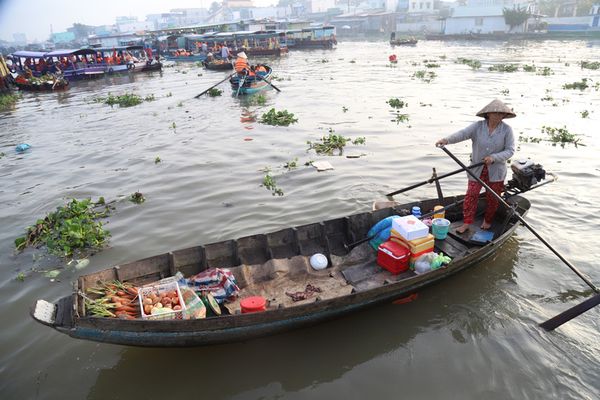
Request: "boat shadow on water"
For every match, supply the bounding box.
[86,238,521,398]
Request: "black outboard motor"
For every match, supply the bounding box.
[507,159,546,192]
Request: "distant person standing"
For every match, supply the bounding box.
[201,42,208,53]
[221,43,230,60]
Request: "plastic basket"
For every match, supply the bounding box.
[138,281,186,320]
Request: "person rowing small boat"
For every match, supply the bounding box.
[435,99,516,234]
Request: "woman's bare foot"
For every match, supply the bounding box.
[481,221,492,230]
[456,223,470,234]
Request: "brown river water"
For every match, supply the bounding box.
[1,40,599,399]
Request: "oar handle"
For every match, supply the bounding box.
[440,145,600,294]
[386,161,484,197]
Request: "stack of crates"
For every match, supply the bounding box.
[390,215,434,269]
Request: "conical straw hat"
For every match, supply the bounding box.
[476,99,516,118]
[237,51,247,59]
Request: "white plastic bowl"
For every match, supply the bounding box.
[310,253,328,270]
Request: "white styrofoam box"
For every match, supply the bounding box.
[391,215,429,241]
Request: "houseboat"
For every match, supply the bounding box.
[286,26,337,49]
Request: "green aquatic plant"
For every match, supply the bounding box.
[14,198,110,257]
[523,64,536,72]
[392,112,410,124]
[581,110,589,118]
[424,63,440,68]
[0,93,20,111]
[537,67,554,76]
[102,93,144,107]
[144,94,156,102]
[580,61,600,70]
[15,272,26,282]
[456,58,481,70]
[262,169,284,196]
[412,70,436,83]
[207,88,222,97]
[155,156,161,164]
[253,93,267,105]
[563,79,589,90]
[387,98,407,109]
[129,191,146,204]
[342,106,348,113]
[488,63,519,72]
[259,108,298,126]
[283,158,298,170]
[541,126,584,148]
[306,129,366,156]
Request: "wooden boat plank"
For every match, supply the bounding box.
[171,246,205,276]
[115,253,170,283]
[204,240,238,268]
[237,234,269,265]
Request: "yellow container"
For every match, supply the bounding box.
[390,231,435,254]
[433,205,445,219]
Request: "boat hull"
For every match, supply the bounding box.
[230,66,273,95]
[33,195,530,347]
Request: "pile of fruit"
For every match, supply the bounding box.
[140,286,184,317]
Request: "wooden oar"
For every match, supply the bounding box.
[256,74,281,92]
[540,293,600,331]
[195,72,235,98]
[439,145,600,328]
[386,162,484,197]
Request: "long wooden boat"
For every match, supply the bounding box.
[229,66,273,95]
[32,193,530,347]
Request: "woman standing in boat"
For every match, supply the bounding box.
[435,99,515,233]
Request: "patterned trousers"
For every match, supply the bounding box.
[463,165,505,225]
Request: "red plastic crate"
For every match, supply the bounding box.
[377,240,410,274]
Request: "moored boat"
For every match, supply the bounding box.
[229,65,273,95]
[286,26,337,49]
[32,189,531,347]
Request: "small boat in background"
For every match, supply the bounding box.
[229,65,273,95]
[390,32,418,46]
[203,58,233,71]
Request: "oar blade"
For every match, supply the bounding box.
[539,293,600,331]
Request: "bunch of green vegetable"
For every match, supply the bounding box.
[259,108,298,126]
[15,198,110,257]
